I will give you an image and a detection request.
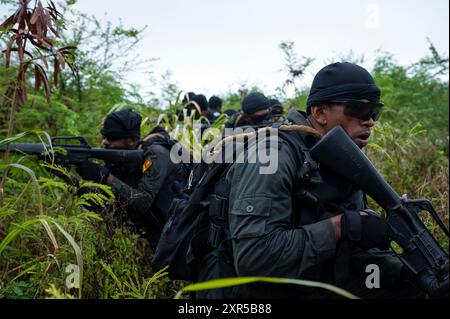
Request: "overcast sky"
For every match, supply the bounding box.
[74,0,449,98]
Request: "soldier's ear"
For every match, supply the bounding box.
[310,105,328,126]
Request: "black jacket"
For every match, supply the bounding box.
[107,143,186,250]
[197,110,405,299]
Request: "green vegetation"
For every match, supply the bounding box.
[0,1,448,299]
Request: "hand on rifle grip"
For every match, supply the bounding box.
[404,267,449,299]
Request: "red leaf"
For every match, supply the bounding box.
[56,52,65,69]
[35,65,42,91]
[41,54,49,69]
[26,33,52,50]
[42,36,53,46]
[4,35,16,68]
[28,36,48,50]
[36,17,42,38]
[1,12,19,28]
[17,61,30,83]
[17,38,25,64]
[4,47,34,59]
[30,8,40,25]
[35,63,52,107]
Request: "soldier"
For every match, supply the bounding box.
[206,95,223,123]
[184,93,209,119]
[75,109,187,250]
[269,98,284,122]
[197,62,434,299]
[225,92,272,129]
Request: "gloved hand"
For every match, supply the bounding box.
[75,160,110,184]
[341,209,390,250]
[402,267,449,299]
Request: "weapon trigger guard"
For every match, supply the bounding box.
[409,200,449,237]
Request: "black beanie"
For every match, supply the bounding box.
[150,125,169,136]
[100,109,142,139]
[209,96,223,111]
[269,99,283,114]
[182,91,196,104]
[190,94,209,112]
[242,92,270,115]
[306,62,382,114]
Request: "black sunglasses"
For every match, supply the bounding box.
[339,101,383,121]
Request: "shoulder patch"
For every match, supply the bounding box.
[142,158,153,173]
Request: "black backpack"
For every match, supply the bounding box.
[151,125,320,281]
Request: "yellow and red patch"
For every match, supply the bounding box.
[142,159,153,173]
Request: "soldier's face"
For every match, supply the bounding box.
[322,105,375,148]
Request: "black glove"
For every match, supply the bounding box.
[341,209,390,250]
[402,267,449,299]
[75,160,110,184]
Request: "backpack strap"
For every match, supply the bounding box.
[277,125,324,228]
[206,165,234,249]
[277,127,322,185]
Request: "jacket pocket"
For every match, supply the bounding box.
[229,196,272,239]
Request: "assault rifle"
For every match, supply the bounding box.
[310,125,449,298]
[1,136,143,173]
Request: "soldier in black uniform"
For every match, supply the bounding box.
[269,98,284,122]
[225,92,272,129]
[184,94,209,119]
[206,95,223,123]
[75,109,187,250]
[197,62,435,299]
